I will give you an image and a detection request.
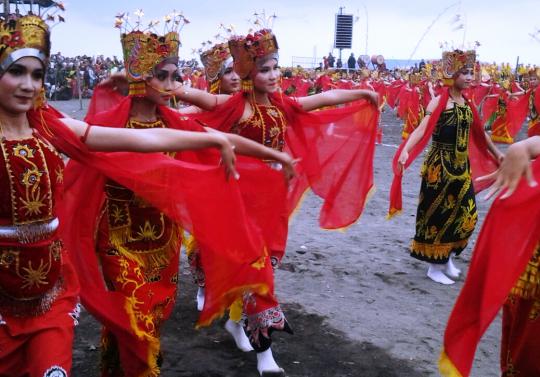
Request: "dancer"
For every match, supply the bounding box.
[183,40,253,353]
[0,10,236,377]
[172,28,379,376]
[440,136,540,376]
[80,15,296,377]
[390,49,501,285]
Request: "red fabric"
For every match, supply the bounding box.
[25,102,279,372]
[401,88,421,139]
[535,86,540,114]
[386,81,405,109]
[501,296,540,376]
[472,84,490,108]
[441,158,540,376]
[506,92,531,137]
[0,323,74,376]
[195,91,379,229]
[481,86,501,122]
[388,87,498,217]
[396,85,412,119]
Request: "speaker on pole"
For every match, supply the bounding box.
[334,13,353,50]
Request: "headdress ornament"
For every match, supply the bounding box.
[227,11,278,91]
[229,28,278,80]
[0,2,65,73]
[115,9,188,96]
[439,41,479,86]
[198,24,235,93]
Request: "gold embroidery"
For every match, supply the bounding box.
[20,258,50,289]
[0,137,54,224]
[134,217,166,242]
[55,165,63,184]
[511,246,540,300]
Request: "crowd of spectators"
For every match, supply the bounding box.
[45,53,124,100]
[45,54,202,101]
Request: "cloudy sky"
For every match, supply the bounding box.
[41,0,540,65]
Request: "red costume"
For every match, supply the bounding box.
[440,158,540,377]
[194,29,379,351]
[0,11,79,377]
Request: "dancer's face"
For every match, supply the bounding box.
[220,61,240,94]
[529,75,539,89]
[145,63,179,106]
[253,58,280,94]
[454,67,473,90]
[0,57,44,115]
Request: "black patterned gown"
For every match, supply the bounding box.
[411,103,477,264]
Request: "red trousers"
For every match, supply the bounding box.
[0,324,73,377]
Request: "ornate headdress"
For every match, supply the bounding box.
[0,2,65,73]
[228,29,278,91]
[441,50,476,79]
[115,10,188,96]
[200,42,231,93]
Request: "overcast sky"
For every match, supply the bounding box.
[43,0,540,65]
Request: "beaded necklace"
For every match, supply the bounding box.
[251,100,287,149]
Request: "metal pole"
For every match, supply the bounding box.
[363,4,368,56]
[3,0,9,18]
[515,56,520,77]
[76,62,83,110]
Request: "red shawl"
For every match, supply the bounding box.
[481,85,501,122]
[385,80,405,109]
[507,86,540,137]
[195,91,379,230]
[388,87,498,217]
[440,158,540,377]
[37,93,282,373]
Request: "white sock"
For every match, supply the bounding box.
[445,254,462,279]
[196,287,205,311]
[257,348,283,376]
[224,319,253,352]
[427,264,455,285]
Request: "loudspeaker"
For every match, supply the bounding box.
[334,14,353,49]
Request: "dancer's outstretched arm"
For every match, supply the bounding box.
[297,89,379,111]
[61,117,238,179]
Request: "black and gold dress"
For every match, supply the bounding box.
[411,103,477,264]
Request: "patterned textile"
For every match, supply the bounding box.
[411,103,476,263]
[96,119,181,377]
[501,246,540,376]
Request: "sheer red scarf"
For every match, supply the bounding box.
[195,91,380,230]
[440,158,540,377]
[28,100,279,373]
[388,87,498,217]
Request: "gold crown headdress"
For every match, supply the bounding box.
[0,2,65,73]
[227,11,278,91]
[198,24,236,93]
[228,28,278,92]
[115,10,188,96]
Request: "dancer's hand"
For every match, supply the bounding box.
[363,91,379,107]
[275,152,299,185]
[216,135,239,181]
[397,149,409,173]
[478,143,537,199]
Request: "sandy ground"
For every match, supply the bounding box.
[54,99,504,377]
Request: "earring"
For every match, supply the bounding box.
[33,87,46,110]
